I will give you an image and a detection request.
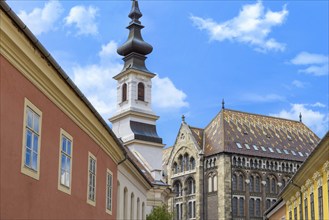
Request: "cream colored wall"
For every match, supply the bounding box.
[286,161,329,220]
[117,164,148,220]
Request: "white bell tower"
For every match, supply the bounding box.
[109,0,164,180]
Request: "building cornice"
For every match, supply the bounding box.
[109,109,159,122]
[113,68,155,80]
[0,6,125,163]
[125,139,165,148]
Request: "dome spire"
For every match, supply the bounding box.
[128,0,142,25]
[117,0,153,73]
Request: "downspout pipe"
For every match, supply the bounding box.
[118,151,127,165]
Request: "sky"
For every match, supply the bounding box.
[7,0,328,147]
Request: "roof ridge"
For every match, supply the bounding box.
[223,108,303,124]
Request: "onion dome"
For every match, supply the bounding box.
[117,0,153,72]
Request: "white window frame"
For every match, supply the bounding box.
[58,129,73,194]
[87,152,97,206]
[21,98,42,180]
[106,169,113,215]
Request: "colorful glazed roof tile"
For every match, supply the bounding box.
[189,126,204,149]
[197,109,319,161]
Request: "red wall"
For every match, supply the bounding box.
[1,55,118,219]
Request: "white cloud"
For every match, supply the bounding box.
[71,42,122,117]
[70,41,188,120]
[153,75,189,109]
[291,52,328,65]
[271,104,328,137]
[290,52,328,76]
[241,93,285,103]
[17,0,63,36]
[190,1,288,52]
[65,5,99,36]
[310,102,326,108]
[291,80,306,88]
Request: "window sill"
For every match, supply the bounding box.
[21,165,39,180]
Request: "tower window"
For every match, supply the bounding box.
[138,83,145,101]
[122,83,127,102]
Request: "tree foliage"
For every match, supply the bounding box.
[146,204,173,220]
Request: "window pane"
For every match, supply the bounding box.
[32,152,38,170]
[62,137,67,153]
[249,199,254,217]
[61,154,66,170]
[66,157,71,172]
[65,172,70,187]
[232,197,237,216]
[239,198,244,216]
[33,134,38,153]
[26,130,32,148]
[256,199,260,216]
[27,109,33,128]
[61,169,65,185]
[25,148,31,166]
[67,140,71,155]
[33,114,40,133]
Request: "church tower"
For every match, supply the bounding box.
[110,0,164,180]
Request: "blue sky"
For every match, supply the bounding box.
[8,0,328,146]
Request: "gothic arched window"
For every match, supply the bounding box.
[238,174,244,191]
[183,153,189,171]
[255,199,261,216]
[186,178,195,195]
[173,181,182,197]
[255,175,260,192]
[232,174,237,191]
[122,83,127,102]
[137,82,145,101]
[178,155,183,173]
[249,198,255,217]
[266,177,270,193]
[232,197,238,216]
[208,175,213,192]
[250,176,254,192]
[271,177,277,193]
[213,175,218,191]
[239,198,244,216]
[190,157,195,170]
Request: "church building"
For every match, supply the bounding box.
[163,105,320,220]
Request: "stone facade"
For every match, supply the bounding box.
[163,109,319,220]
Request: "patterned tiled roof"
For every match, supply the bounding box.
[202,109,320,161]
